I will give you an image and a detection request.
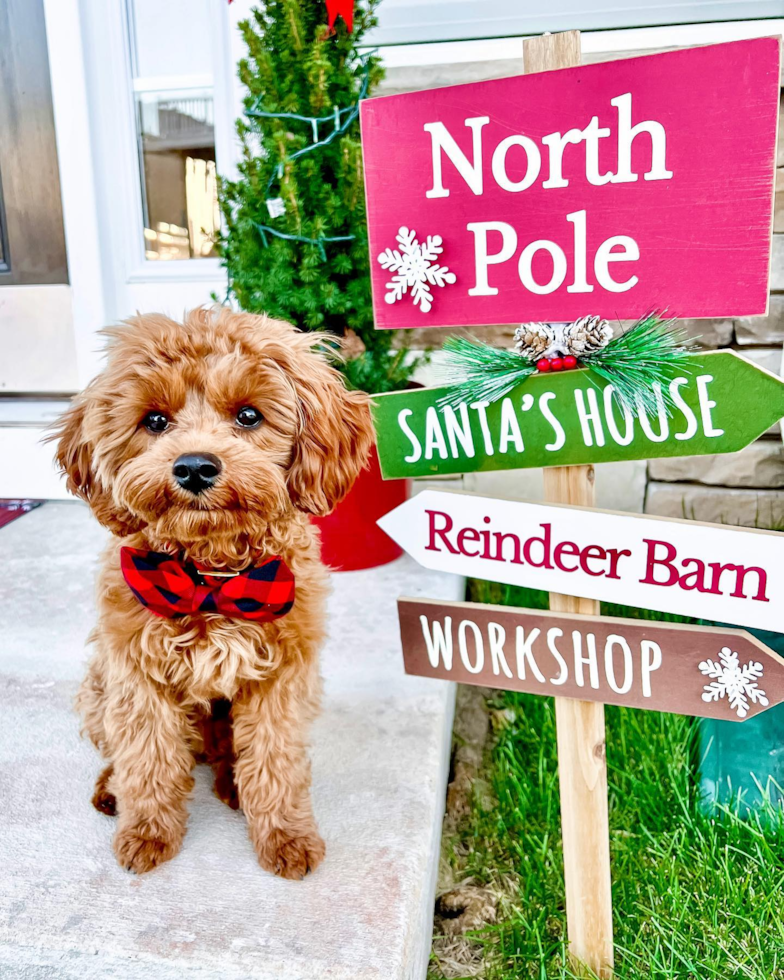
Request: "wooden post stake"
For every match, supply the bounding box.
[523,33,615,979]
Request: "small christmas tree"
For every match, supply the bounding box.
[218,0,420,393]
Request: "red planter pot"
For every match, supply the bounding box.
[311,443,410,571]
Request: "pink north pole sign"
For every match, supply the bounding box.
[360,38,780,330]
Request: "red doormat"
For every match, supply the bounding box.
[0,500,43,530]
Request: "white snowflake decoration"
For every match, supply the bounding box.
[699,645,769,719]
[377,226,456,313]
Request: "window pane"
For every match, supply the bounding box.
[129,0,213,81]
[136,89,218,260]
[128,0,218,261]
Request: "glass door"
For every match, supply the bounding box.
[0,0,77,393]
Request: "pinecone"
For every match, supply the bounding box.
[513,322,555,361]
[563,316,613,357]
[341,328,367,360]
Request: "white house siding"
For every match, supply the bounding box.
[366,1,780,46]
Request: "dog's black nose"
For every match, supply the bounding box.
[172,453,222,495]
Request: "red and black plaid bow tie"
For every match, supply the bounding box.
[120,547,295,621]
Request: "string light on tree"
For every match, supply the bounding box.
[265,198,286,219]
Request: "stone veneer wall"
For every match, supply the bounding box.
[644,93,784,530]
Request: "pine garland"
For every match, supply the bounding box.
[581,313,696,415]
[437,337,535,410]
[437,314,698,416]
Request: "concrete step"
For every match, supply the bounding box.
[0,502,462,979]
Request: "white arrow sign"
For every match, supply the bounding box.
[378,490,784,632]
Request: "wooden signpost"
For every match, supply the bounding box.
[359,27,782,980]
[399,598,784,722]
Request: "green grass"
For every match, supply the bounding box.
[430,582,784,980]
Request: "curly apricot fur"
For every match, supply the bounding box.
[53,308,373,875]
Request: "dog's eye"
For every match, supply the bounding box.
[142,410,170,434]
[236,406,263,429]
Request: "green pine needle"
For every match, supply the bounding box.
[436,336,535,411]
[582,313,698,416]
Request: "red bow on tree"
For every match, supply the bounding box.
[325,0,354,32]
[120,547,295,621]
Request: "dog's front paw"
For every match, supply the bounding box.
[113,826,181,874]
[255,827,325,880]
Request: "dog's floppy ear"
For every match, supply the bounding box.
[287,346,374,516]
[50,393,143,537]
[52,395,95,504]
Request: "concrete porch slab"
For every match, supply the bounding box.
[0,503,461,979]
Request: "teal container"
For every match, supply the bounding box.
[698,626,784,816]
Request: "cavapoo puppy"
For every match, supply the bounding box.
[53,307,373,876]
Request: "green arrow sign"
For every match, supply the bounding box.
[371,351,784,479]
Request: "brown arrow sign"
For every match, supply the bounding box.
[398,598,784,722]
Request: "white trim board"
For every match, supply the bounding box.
[372,18,784,68]
[366,5,782,48]
[0,400,71,425]
[0,427,69,500]
[44,0,108,389]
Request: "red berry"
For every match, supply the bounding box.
[536,358,551,372]
[563,355,578,370]
[550,357,564,371]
